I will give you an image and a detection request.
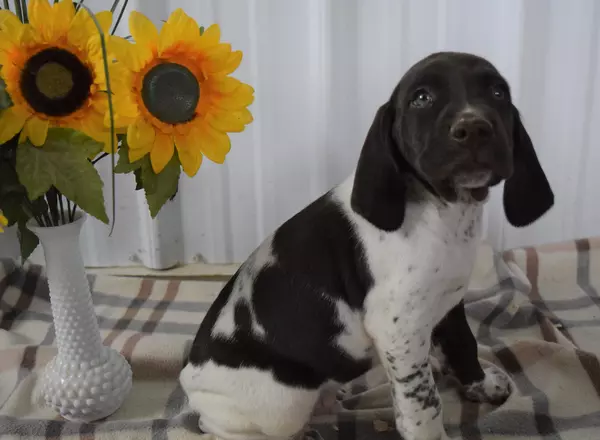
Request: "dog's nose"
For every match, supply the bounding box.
[449,115,493,143]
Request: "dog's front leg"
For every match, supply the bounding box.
[434,301,511,404]
[365,287,448,440]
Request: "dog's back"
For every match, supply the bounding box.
[180,174,484,439]
[180,181,375,439]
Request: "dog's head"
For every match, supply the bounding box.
[351,51,554,231]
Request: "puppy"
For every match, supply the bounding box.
[180,52,554,440]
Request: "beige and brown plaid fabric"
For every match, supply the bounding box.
[1,239,600,439]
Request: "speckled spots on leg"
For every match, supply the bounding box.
[395,365,426,384]
[385,352,396,364]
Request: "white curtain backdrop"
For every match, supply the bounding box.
[1,0,599,268]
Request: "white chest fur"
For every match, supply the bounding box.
[335,177,483,326]
[335,177,485,440]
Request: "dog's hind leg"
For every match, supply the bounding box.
[181,361,320,440]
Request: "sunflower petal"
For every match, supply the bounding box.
[219,51,243,75]
[128,140,151,162]
[95,11,113,35]
[174,125,203,176]
[158,8,201,55]
[0,10,24,43]
[79,110,110,145]
[18,26,38,46]
[150,132,175,173]
[128,117,156,150]
[109,94,139,121]
[69,8,111,50]
[28,0,53,39]
[176,142,203,177]
[51,0,76,37]
[205,75,242,94]
[197,121,231,163]
[236,108,254,125]
[24,116,49,146]
[207,109,252,133]
[198,24,220,49]
[110,110,137,130]
[68,8,93,49]
[130,11,158,48]
[0,35,14,53]
[0,10,19,28]
[0,106,28,144]
[203,44,237,74]
[109,36,149,72]
[213,84,255,110]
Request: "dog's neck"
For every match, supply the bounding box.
[350,133,487,231]
[408,176,489,207]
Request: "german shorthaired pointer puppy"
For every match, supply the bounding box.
[180,52,554,440]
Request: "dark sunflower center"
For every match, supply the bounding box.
[141,62,200,125]
[20,48,93,117]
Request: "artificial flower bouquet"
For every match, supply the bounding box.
[0,0,254,259]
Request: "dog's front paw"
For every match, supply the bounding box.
[462,366,512,404]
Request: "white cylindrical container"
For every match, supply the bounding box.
[29,213,132,422]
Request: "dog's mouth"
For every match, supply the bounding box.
[453,170,492,188]
[453,170,492,201]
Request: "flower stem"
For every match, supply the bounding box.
[92,152,109,164]
[46,188,60,226]
[43,212,52,227]
[110,0,120,14]
[58,194,65,225]
[111,0,128,35]
[3,1,9,11]
[13,0,22,21]
[22,200,45,227]
[20,0,27,22]
[66,199,72,223]
[82,4,117,235]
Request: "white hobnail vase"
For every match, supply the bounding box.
[29,213,132,422]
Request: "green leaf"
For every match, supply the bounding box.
[144,155,181,218]
[0,193,28,224]
[140,157,158,195]
[114,138,143,174]
[17,222,39,263]
[199,26,205,35]
[39,128,104,158]
[15,130,109,224]
[30,196,48,217]
[0,162,35,226]
[70,130,104,158]
[0,72,13,110]
[134,168,143,190]
[0,162,26,199]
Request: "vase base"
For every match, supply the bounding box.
[40,346,132,422]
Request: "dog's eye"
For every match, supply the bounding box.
[410,89,434,108]
[491,85,507,100]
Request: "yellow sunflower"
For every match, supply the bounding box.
[0,212,7,232]
[109,9,254,176]
[0,0,113,148]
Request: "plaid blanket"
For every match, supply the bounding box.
[1,239,600,440]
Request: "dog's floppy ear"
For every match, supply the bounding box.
[503,108,554,227]
[350,102,408,231]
